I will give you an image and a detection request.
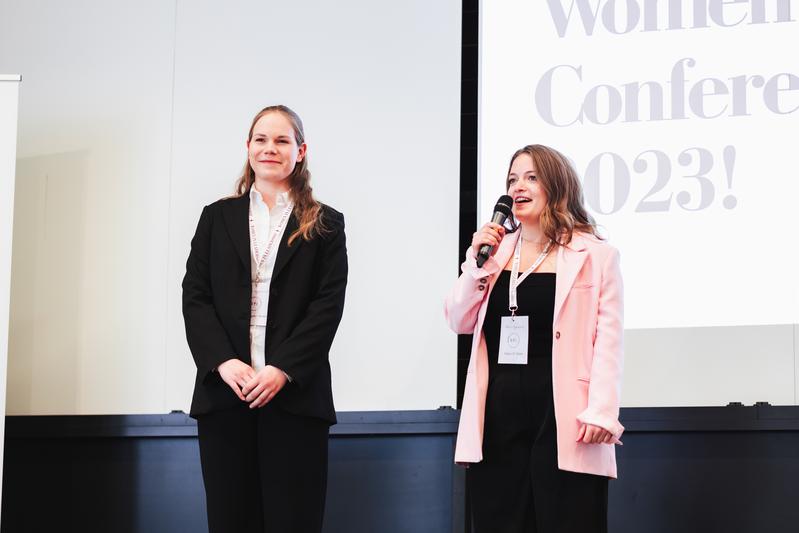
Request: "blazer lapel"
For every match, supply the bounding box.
[221,194,252,274]
[554,233,587,322]
[271,211,302,280]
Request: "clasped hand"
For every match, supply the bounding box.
[217,359,287,409]
[576,423,614,444]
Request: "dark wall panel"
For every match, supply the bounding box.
[4,407,799,533]
[1,410,461,533]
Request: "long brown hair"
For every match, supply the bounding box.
[235,105,327,245]
[505,144,600,245]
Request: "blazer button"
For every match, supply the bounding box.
[555,331,561,339]
[478,285,485,291]
[479,277,487,283]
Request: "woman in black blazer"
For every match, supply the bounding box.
[182,105,347,533]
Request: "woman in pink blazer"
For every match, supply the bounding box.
[445,145,624,533]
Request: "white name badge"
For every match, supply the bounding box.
[250,283,268,326]
[498,315,529,365]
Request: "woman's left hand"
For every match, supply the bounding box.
[242,365,288,408]
[576,423,614,444]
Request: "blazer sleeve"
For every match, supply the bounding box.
[577,247,625,439]
[268,212,348,387]
[182,205,238,382]
[443,246,497,334]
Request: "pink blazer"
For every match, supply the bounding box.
[444,230,624,478]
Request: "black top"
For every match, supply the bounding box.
[483,270,556,367]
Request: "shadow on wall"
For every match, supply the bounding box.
[8,150,88,414]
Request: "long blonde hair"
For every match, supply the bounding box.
[506,144,600,245]
[235,105,327,245]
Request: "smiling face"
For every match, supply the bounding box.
[507,153,548,225]
[246,111,306,187]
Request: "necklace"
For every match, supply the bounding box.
[521,237,551,253]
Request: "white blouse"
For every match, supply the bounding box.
[249,186,292,373]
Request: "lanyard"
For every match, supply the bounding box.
[508,235,553,316]
[248,201,294,283]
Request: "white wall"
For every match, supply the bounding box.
[0,73,21,520]
[1,0,462,415]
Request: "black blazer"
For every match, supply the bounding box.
[182,193,347,424]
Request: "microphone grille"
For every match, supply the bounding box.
[495,195,513,216]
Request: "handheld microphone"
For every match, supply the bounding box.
[476,195,513,267]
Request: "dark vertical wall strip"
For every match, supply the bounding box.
[457,0,479,408]
[459,4,479,527]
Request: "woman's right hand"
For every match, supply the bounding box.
[217,358,256,402]
[471,222,506,257]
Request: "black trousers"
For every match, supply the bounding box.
[467,366,608,533]
[196,401,329,533]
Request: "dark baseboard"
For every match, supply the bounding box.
[3,406,799,533]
